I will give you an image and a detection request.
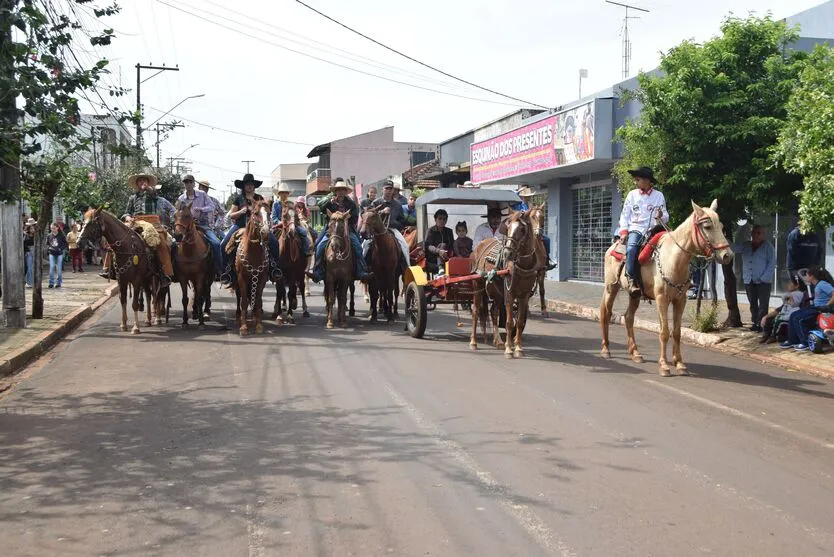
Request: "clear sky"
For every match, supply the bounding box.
[75,0,825,199]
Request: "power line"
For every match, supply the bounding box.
[153,0,527,108]
[292,0,550,110]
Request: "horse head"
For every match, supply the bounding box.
[360,207,385,237]
[528,204,545,239]
[78,206,103,247]
[327,210,350,247]
[246,201,268,243]
[281,205,296,238]
[174,204,196,243]
[502,210,535,263]
[691,199,733,265]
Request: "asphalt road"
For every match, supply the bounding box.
[1,285,833,557]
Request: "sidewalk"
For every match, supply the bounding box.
[0,267,117,379]
[538,280,834,380]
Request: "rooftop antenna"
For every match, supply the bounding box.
[605,1,649,79]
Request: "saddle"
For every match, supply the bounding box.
[610,229,667,265]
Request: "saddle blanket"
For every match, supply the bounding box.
[484,242,502,265]
[610,231,666,265]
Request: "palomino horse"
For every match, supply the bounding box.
[173,205,213,330]
[360,207,400,323]
[79,208,156,334]
[234,202,270,336]
[600,200,733,376]
[323,211,354,329]
[470,209,545,357]
[275,206,309,324]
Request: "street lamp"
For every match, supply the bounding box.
[147,94,205,128]
[176,143,199,158]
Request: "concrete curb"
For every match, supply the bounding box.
[0,284,119,378]
[545,298,724,347]
[712,343,834,381]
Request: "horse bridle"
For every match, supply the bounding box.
[692,215,729,258]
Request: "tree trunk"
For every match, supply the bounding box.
[721,227,742,328]
[32,188,57,319]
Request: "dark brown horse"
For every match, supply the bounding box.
[173,205,213,330]
[234,201,270,336]
[274,205,309,324]
[360,207,400,323]
[79,208,156,334]
[324,211,354,329]
[470,209,545,358]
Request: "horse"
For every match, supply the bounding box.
[234,201,270,336]
[360,207,400,323]
[79,208,157,334]
[274,205,309,324]
[323,211,354,329]
[470,208,544,358]
[600,200,733,376]
[173,205,213,330]
[528,205,549,318]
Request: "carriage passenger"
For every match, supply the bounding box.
[472,207,506,249]
[424,209,454,275]
[308,178,371,282]
[453,221,473,258]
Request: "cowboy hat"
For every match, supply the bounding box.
[181,174,196,184]
[197,179,213,190]
[128,171,160,191]
[25,217,36,226]
[273,182,291,194]
[461,180,479,188]
[627,166,658,184]
[333,179,353,192]
[517,186,536,197]
[234,173,263,189]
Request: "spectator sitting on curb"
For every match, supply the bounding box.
[759,278,805,344]
[781,266,834,351]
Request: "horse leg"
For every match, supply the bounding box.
[470,290,479,350]
[539,272,548,318]
[131,283,141,335]
[325,280,334,329]
[600,284,619,359]
[339,283,348,328]
[671,298,688,374]
[385,285,394,324]
[195,279,206,331]
[655,295,672,376]
[181,281,190,329]
[301,279,310,318]
[305,255,312,296]
[144,285,153,327]
[504,298,515,358]
[286,280,296,325]
[349,282,356,317]
[272,281,280,321]
[363,281,369,303]
[514,295,530,358]
[369,282,379,323]
[239,288,250,337]
[393,278,400,319]
[255,282,264,334]
[625,295,644,363]
[119,283,129,332]
[235,286,242,328]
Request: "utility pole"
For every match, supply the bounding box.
[0,0,26,328]
[605,1,649,79]
[155,121,184,169]
[135,63,179,156]
[241,160,254,174]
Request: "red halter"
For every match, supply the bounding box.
[692,213,729,258]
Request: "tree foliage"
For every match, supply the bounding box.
[613,15,805,225]
[774,45,834,232]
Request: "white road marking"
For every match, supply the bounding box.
[385,383,577,557]
[644,379,834,450]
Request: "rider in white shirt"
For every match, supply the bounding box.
[473,207,506,248]
[617,167,669,295]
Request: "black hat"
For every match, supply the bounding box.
[482,207,506,218]
[234,173,263,189]
[627,166,657,184]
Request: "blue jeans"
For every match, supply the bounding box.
[25,251,33,286]
[49,253,64,286]
[625,231,643,280]
[542,235,551,259]
[312,229,368,282]
[788,306,821,345]
[199,226,224,276]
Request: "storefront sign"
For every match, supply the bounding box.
[554,101,595,165]
[470,116,557,183]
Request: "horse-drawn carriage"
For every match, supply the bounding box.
[402,188,522,339]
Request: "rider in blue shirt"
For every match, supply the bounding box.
[513,186,556,271]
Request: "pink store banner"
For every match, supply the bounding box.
[470,115,557,183]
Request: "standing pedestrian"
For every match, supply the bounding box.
[786,221,823,289]
[66,223,83,272]
[737,225,776,332]
[23,218,35,287]
[46,222,68,288]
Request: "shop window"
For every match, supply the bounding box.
[571,184,612,282]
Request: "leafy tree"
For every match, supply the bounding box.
[774,45,834,232]
[613,15,805,327]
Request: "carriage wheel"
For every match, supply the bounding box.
[405,282,427,339]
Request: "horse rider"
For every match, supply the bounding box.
[198,179,226,238]
[362,179,411,273]
[270,182,310,256]
[402,193,418,228]
[176,174,224,278]
[514,186,556,271]
[473,207,506,249]
[294,195,315,245]
[617,166,668,295]
[309,178,372,283]
[220,173,282,284]
[110,170,176,285]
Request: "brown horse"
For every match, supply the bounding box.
[600,200,733,376]
[173,205,213,330]
[528,205,549,318]
[323,211,354,329]
[234,201,270,336]
[470,209,545,358]
[79,208,156,334]
[360,207,400,323]
[275,205,309,324]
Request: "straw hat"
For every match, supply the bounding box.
[197,179,213,190]
[273,182,291,194]
[128,170,160,191]
[333,178,353,192]
[25,217,37,226]
[517,186,536,198]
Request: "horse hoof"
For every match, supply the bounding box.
[326,322,334,329]
[239,328,248,337]
[470,343,478,350]
[601,350,611,359]
[305,290,311,297]
[349,309,356,317]
[504,351,514,359]
[339,321,347,329]
[255,324,264,334]
[131,327,140,335]
[303,311,310,318]
[514,349,524,359]
[276,317,284,325]
[120,325,128,332]
[632,355,645,364]
[660,368,671,377]
[676,363,689,375]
